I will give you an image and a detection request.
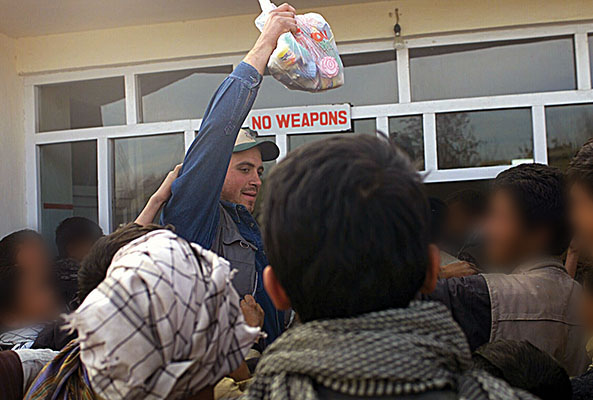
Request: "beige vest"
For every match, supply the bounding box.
[482,259,589,376]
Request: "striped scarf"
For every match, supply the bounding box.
[243,301,537,400]
[24,340,98,400]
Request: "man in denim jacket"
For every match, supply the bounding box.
[161,4,298,343]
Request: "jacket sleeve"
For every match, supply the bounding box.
[160,62,262,247]
[424,274,492,351]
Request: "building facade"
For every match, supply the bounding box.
[1,0,593,240]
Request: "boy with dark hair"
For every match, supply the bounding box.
[244,134,533,400]
[428,163,588,376]
[0,230,59,349]
[443,189,486,256]
[567,139,593,398]
[54,217,104,262]
[473,340,572,400]
[567,138,593,258]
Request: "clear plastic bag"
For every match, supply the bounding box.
[255,1,345,92]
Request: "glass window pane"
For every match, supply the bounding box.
[255,51,398,109]
[546,104,593,170]
[138,66,233,123]
[288,119,375,151]
[112,134,185,229]
[40,141,98,242]
[436,109,533,169]
[589,34,593,80]
[37,77,125,132]
[410,37,576,101]
[389,115,424,171]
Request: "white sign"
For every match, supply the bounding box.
[247,104,351,134]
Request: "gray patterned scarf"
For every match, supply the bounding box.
[243,301,536,400]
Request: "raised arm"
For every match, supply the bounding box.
[160,4,297,247]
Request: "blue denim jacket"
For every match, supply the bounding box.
[161,62,284,343]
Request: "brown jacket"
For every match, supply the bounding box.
[483,259,589,376]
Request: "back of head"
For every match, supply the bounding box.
[55,217,104,259]
[78,223,168,302]
[0,230,43,319]
[493,163,569,255]
[567,137,593,191]
[473,340,572,400]
[263,134,431,322]
[445,189,487,218]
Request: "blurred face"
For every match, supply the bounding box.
[67,239,96,263]
[569,183,593,250]
[483,190,542,269]
[221,147,264,213]
[4,239,59,327]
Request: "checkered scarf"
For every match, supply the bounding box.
[65,230,261,400]
[243,301,537,400]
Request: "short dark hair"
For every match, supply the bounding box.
[445,189,487,217]
[0,230,44,316]
[78,223,169,302]
[567,137,593,192]
[473,340,572,400]
[493,163,569,255]
[55,217,104,259]
[262,134,431,322]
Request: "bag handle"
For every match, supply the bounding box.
[258,0,276,13]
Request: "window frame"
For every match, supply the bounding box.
[24,22,593,233]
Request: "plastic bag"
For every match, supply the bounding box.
[255,1,345,92]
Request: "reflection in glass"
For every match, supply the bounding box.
[436,109,533,169]
[138,66,233,122]
[40,141,98,242]
[288,119,375,151]
[112,134,185,229]
[255,51,398,109]
[546,104,593,170]
[389,115,425,171]
[410,37,576,101]
[37,78,125,132]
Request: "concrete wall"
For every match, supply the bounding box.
[16,0,593,74]
[0,33,25,237]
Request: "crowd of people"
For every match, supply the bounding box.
[2,4,593,399]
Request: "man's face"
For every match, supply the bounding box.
[221,147,264,213]
[483,190,533,269]
[6,239,59,327]
[569,183,593,250]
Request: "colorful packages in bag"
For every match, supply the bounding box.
[255,1,345,92]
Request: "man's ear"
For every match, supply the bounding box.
[420,244,441,294]
[263,266,292,310]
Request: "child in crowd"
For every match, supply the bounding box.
[427,163,589,375]
[567,138,593,398]
[0,230,59,350]
[243,134,535,400]
[25,224,263,400]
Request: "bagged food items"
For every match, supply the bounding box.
[255,1,345,92]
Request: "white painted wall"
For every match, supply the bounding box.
[0,33,25,238]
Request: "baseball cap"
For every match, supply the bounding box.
[233,129,280,162]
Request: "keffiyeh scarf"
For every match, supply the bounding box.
[243,301,537,400]
[24,340,96,400]
[65,230,261,400]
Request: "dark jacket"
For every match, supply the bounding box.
[317,387,456,399]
